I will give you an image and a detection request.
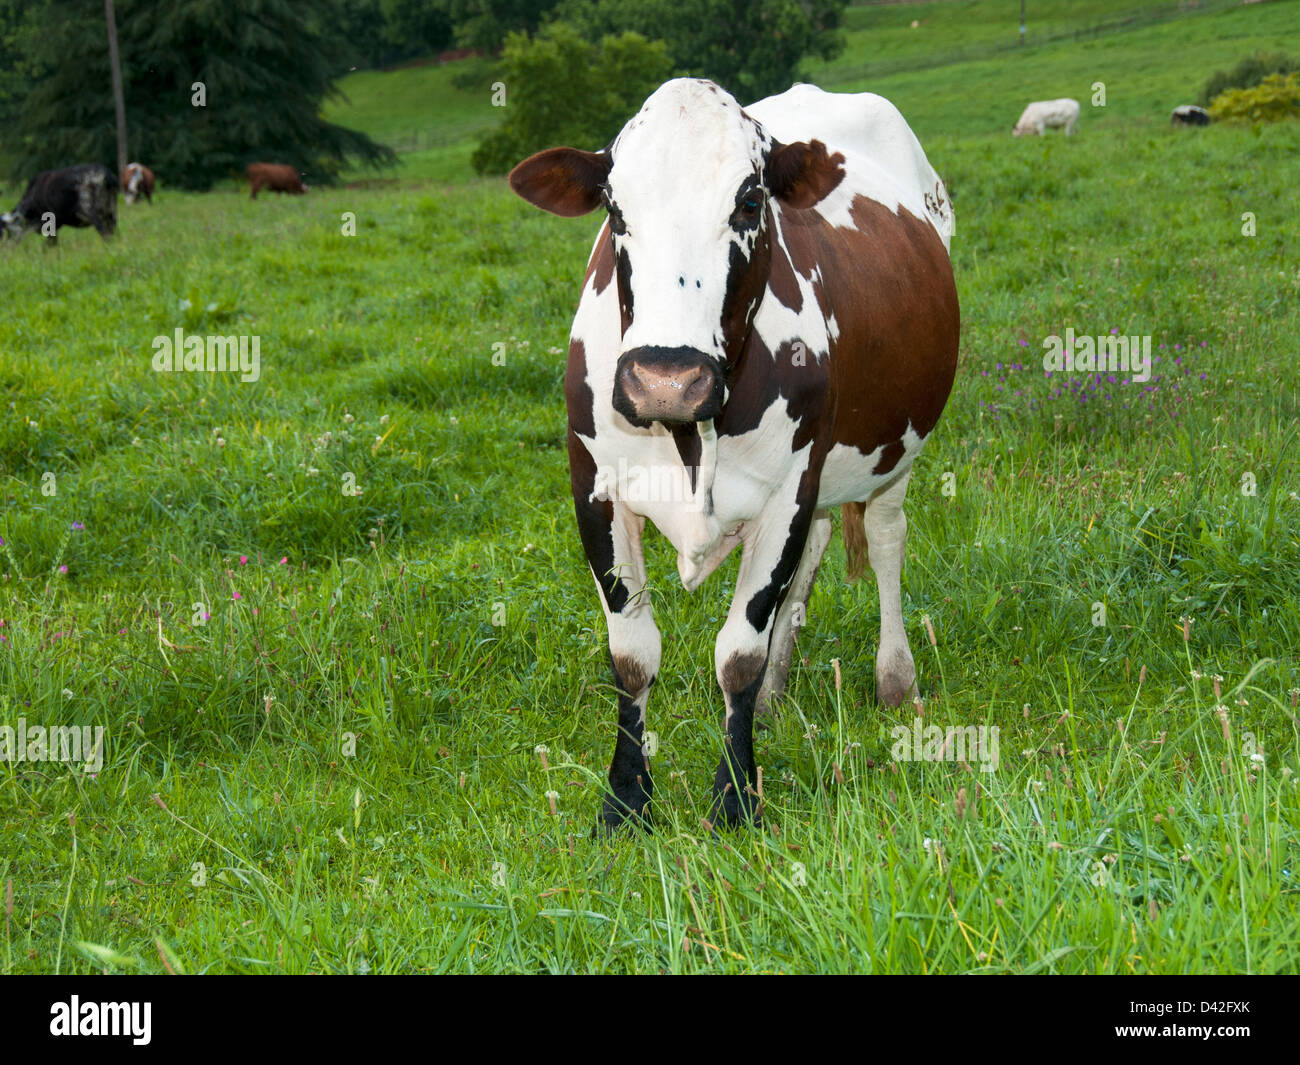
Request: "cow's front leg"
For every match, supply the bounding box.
[865,469,917,706]
[710,500,815,827]
[756,508,831,723]
[574,480,661,833]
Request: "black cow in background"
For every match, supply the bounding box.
[0,164,118,245]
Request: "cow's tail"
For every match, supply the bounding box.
[841,502,869,582]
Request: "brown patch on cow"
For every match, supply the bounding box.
[585,221,615,295]
[769,140,845,210]
[566,339,596,439]
[721,650,767,694]
[720,223,772,364]
[508,147,609,217]
[766,222,803,312]
[671,424,702,491]
[872,439,906,475]
[612,654,652,695]
[841,501,869,581]
[615,244,634,334]
[800,195,959,457]
[720,191,955,481]
[716,335,827,450]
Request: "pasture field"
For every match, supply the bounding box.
[1,1,1298,974]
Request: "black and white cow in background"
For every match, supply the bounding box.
[510,80,959,832]
[0,163,118,244]
[1170,105,1211,127]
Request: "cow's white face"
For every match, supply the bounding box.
[510,78,845,425]
[604,80,770,363]
[0,211,23,240]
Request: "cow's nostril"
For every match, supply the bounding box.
[684,373,713,404]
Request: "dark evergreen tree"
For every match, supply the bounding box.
[434,0,563,54]
[0,0,42,147]
[11,0,395,190]
[314,0,456,72]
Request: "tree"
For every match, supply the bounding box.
[471,22,671,174]
[0,0,41,140]
[548,0,847,100]
[10,0,395,190]
[1199,52,1298,108]
[434,0,563,54]
[314,0,456,71]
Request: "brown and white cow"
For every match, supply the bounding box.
[122,162,155,204]
[510,79,959,832]
[1,163,117,245]
[246,163,307,199]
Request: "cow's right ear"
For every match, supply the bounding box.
[508,148,611,217]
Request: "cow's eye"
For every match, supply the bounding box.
[734,192,763,225]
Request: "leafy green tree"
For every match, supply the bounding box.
[548,0,847,100]
[471,22,671,174]
[11,0,394,190]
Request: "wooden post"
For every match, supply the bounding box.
[105,0,127,179]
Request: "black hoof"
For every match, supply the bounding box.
[592,792,653,838]
[707,780,760,830]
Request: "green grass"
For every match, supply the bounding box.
[1,1,1298,974]
[810,0,1248,82]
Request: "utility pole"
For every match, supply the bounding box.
[105,0,127,179]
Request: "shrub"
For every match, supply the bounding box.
[1198,52,1297,107]
[470,23,671,175]
[1208,73,1300,124]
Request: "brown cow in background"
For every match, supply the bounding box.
[246,163,307,200]
[122,162,155,204]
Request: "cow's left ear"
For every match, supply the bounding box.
[509,147,611,217]
[767,139,846,210]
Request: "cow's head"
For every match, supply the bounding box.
[510,78,844,425]
[0,210,25,241]
[124,166,142,204]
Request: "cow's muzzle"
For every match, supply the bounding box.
[612,346,723,425]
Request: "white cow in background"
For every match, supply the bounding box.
[1012,98,1080,136]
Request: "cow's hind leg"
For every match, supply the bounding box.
[576,487,661,834]
[755,508,831,724]
[864,469,917,707]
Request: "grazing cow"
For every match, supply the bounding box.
[0,163,117,245]
[509,79,959,831]
[122,162,155,204]
[1012,98,1080,136]
[246,163,307,199]
[1170,105,1211,127]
